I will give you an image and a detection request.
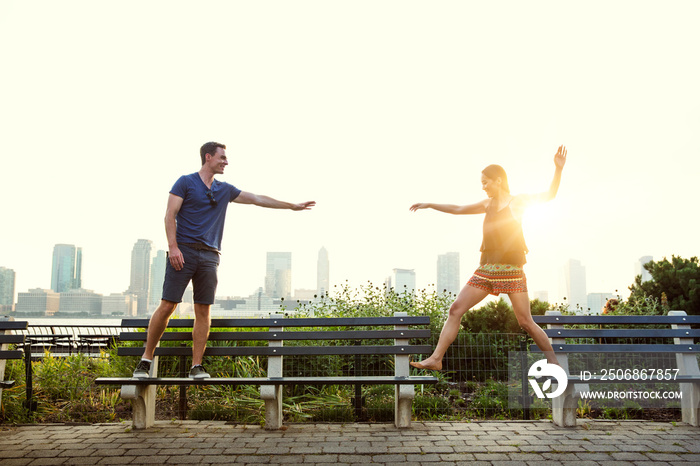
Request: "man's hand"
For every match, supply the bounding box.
[291,201,316,211]
[169,246,185,271]
[410,203,429,212]
[554,145,567,169]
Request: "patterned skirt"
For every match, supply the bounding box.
[467,263,528,296]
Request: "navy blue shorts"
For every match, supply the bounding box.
[162,244,220,305]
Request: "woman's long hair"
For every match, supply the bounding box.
[482,164,510,193]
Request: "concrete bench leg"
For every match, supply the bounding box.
[0,361,6,410]
[680,383,700,427]
[688,383,699,427]
[545,311,588,427]
[121,384,156,429]
[671,311,700,426]
[0,317,12,410]
[395,385,414,428]
[261,385,283,430]
[121,353,158,429]
[263,315,284,430]
[394,312,414,428]
[0,352,7,410]
[552,383,576,427]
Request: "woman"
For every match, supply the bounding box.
[410,145,567,370]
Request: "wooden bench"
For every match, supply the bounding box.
[0,318,28,408]
[532,310,700,427]
[95,312,438,430]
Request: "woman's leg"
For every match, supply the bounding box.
[509,292,559,365]
[410,284,489,370]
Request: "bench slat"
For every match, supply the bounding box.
[94,375,439,386]
[0,335,25,344]
[118,345,433,357]
[119,329,431,342]
[122,316,431,328]
[534,315,700,324]
[544,329,700,338]
[531,344,700,353]
[0,322,29,330]
[0,350,24,359]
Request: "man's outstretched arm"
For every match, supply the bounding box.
[233,191,315,211]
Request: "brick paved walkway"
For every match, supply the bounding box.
[1,420,699,465]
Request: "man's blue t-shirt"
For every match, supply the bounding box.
[170,173,242,251]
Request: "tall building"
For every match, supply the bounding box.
[317,247,330,296]
[532,290,549,303]
[0,267,16,313]
[636,256,653,283]
[588,292,614,315]
[562,259,587,313]
[265,252,292,299]
[58,289,102,316]
[102,293,138,316]
[74,247,82,289]
[128,239,153,315]
[149,250,167,307]
[393,268,416,294]
[437,252,460,295]
[51,244,82,292]
[383,275,393,293]
[15,288,60,316]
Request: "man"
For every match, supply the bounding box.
[133,141,315,378]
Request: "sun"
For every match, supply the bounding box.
[521,202,555,242]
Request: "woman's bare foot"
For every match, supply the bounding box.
[410,358,442,371]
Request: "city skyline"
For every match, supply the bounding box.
[1,2,698,310]
[0,240,667,312]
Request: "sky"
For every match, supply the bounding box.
[1,1,699,307]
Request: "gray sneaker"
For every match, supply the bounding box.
[189,364,210,379]
[133,360,151,378]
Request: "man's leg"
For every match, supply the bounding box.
[189,249,219,374]
[192,303,211,367]
[141,300,179,361]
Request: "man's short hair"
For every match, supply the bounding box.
[200,142,226,165]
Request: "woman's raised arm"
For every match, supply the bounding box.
[523,145,567,205]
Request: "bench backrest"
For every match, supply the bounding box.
[0,320,28,361]
[116,315,432,358]
[532,311,700,354]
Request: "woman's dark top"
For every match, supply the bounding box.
[479,198,528,266]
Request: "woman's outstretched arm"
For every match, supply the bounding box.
[410,200,488,215]
[522,145,568,204]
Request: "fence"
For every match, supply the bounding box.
[6,324,690,424]
[22,324,133,358]
[1,325,531,424]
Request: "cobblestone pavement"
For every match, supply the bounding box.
[1,420,699,465]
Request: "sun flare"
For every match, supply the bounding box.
[521,202,555,242]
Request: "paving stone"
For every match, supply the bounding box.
[474,453,511,461]
[645,453,685,462]
[405,453,444,462]
[1,420,698,465]
[26,459,68,466]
